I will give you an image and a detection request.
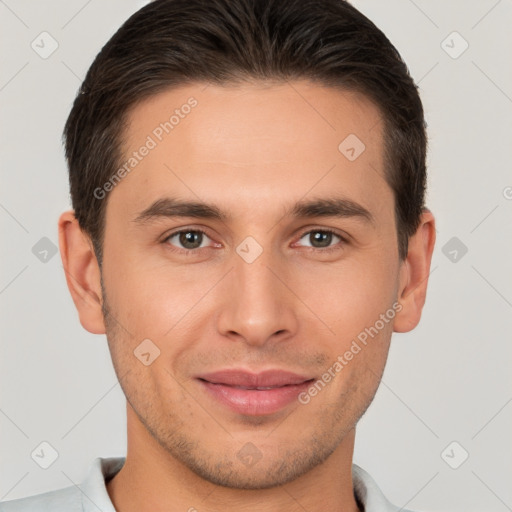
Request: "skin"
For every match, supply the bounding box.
[59,80,435,512]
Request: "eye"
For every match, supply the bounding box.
[162,228,347,254]
[163,229,214,251]
[296,229,346,251]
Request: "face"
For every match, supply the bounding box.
[99,81,403,489]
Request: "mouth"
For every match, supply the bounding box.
[205,384,306,390]
[195,369,315,416]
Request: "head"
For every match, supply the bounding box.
[59,0,435,490]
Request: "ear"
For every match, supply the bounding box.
[58,210,106,334]
[394,209,436,333]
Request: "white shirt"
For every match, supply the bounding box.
[0,457,414,512]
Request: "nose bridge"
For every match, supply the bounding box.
[217,244,297,345]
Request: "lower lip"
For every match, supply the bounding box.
[198,379,314,416]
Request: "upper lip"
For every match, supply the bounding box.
[196,369,314,388]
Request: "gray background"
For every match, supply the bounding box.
[1,1,511,510]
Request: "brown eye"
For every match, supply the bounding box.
[164,230,210,250]
[298,229,343,250]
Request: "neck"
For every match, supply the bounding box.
[107,404,360,512]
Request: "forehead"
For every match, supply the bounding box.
[109,80,391,225]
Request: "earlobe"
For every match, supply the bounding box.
[393,209,436,333]
[58,210,106,334]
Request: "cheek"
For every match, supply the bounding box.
[292,251,399,341]
[104,249,211,335]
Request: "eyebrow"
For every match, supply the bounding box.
[132,196,374,225]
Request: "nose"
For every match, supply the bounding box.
[216,247,299,347]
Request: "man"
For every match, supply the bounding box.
[1,0,435,510]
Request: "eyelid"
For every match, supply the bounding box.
[293,227,348,251]
[162,227,218,251]
[162,226,349,253]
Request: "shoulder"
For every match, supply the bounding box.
[0,485,81,512]
[352,464,417,512]
[0,457,124,512]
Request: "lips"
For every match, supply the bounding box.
[196,369,313,388]
[195,369,315,416]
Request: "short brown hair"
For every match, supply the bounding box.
[64,0,427,265]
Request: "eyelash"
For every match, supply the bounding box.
[162,228,348,254]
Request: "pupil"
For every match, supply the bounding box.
[312,231,331,248]
[177,231,331,250]
[180,231,201,249]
